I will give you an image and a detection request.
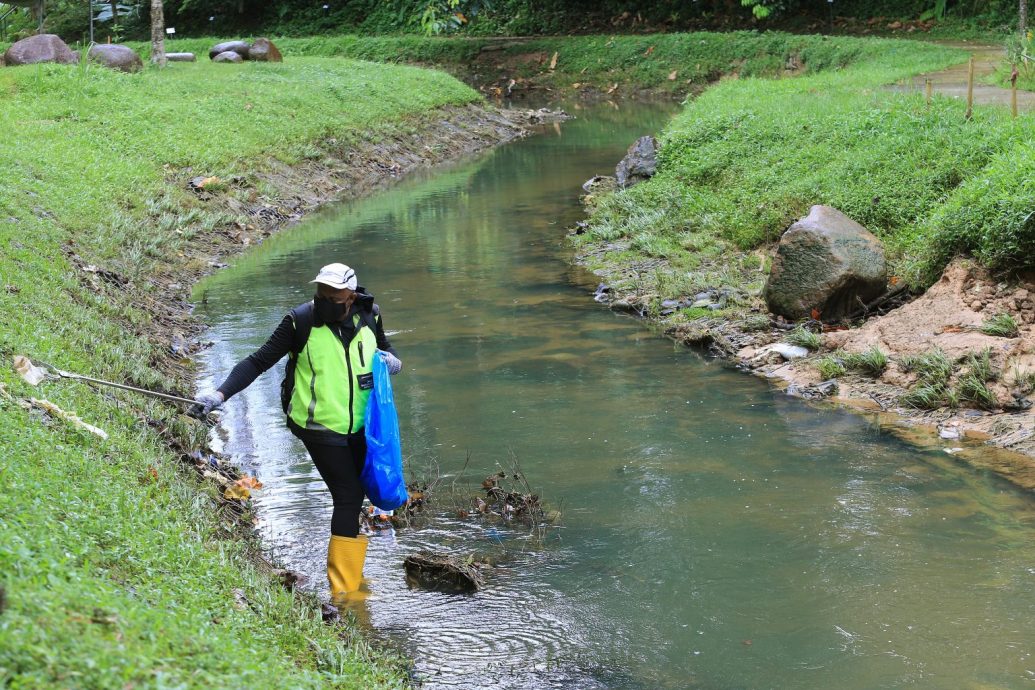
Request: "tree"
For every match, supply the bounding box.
[1022,0,1028,34]
[151,0,165,66]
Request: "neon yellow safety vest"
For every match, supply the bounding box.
[287,312,379,435]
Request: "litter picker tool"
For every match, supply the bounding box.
[13,355,210,418]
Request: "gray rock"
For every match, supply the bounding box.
[248,37,282,62]
[212,51,244,64]
[166,52,197,62]
[3,34,77,66]
[88,44,143,73]
[787,379,839,399]
[615,135,657,188]
[209,41,251,60]
[764,205,887,322]
[691,299,712,309]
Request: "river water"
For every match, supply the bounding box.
[196,102,1035,689]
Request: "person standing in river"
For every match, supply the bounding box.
[194,263,402,601]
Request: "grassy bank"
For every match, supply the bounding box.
[0,57,481,687]
[576,36,1035,324]
[122,31,963,96]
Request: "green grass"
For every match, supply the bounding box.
[898,348,954,409]
[786,325,822,351]
[900,348,954,384]
[121,31,961,94]
[842,346,889,377]
[980,311,1020,337]
[0,56,480,687]
[580,35,1035,290]
[815,353,848,379]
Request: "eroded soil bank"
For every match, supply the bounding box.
[580,242,1035,491]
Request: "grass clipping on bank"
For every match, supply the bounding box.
[577,36,1035,312]
[0,56,480,687]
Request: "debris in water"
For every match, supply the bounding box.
[223,475,263,500]
[12,355,47,385]
[403,551,486,593]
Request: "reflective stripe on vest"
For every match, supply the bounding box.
[287,313,378,435]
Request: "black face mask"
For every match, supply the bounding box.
[314,296,348,323]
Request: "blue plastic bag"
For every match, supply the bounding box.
[362,352,408,510]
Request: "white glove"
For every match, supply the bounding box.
[379,351,402,375]
[193,390,224,415]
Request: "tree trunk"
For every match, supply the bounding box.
[1022,0,1028,35]
[151,0,166,67]
[109,0,118,29]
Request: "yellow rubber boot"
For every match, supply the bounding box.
[327,535,368,602]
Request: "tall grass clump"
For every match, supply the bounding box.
[842,346,889,377]
[980,312,1020,337]
[898,348,955,409]
[786,325,822,351]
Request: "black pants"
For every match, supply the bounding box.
[301,434,367,538]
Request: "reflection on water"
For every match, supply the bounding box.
[197,101,1035,689]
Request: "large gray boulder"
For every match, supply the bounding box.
[764,205,887,322]
[3,34,77,66]
[88,44,143,73]
[212,50,244,64]
[208,41,250,60]
[248,37,282,62]
[615,135,657,188]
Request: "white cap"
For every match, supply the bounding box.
[310,263,357,290]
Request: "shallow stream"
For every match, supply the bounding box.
[196,102,1035,689]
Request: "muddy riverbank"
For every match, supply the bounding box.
[577,217,1035,491]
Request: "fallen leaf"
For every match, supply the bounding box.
[224,483,251,500]
[549,51,558,70]
[810,308,822,320]
[607,82,619,94]
[223,475,263,500]
[889,275,900,285]
[643,45,654,57]
[236,475,263,490]
[668,70,678,80]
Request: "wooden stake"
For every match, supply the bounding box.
[1011,64,1019,118]
[925,78,932,105]
[965,57,974,120]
